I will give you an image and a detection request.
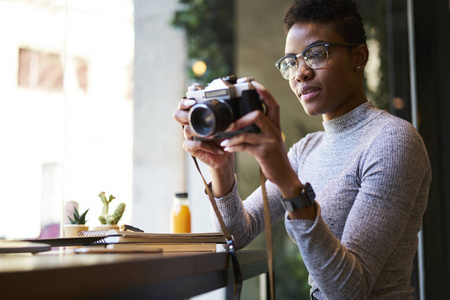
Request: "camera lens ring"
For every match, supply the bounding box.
[188,100,234,137]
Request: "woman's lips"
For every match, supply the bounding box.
[300,87,321,101]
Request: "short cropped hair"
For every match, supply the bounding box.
[283,0,367,45]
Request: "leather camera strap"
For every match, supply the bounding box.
[260,168,276,300]
[191,156,275,300]
[191,156,242,299]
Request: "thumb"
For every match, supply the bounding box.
[252,81,281,129]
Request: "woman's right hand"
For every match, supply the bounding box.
[173,98,235,172]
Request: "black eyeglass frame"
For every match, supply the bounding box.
[275,42,359,79]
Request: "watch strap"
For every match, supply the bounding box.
[281,182,315,212]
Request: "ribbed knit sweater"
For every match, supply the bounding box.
[211,101,431,299]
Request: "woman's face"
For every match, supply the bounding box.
[286,22,366,121]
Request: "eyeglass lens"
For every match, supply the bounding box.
[278,45,328,79]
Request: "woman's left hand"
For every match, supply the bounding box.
[220,81,302,197]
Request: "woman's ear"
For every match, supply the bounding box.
[352,44,369,72]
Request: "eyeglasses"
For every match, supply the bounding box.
[275,42,359,80]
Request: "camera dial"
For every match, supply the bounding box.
[188,83,205,92]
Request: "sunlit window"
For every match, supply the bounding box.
[0,0,134,239]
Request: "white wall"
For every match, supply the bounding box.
[133,0,218,234]
[132,0,223,299]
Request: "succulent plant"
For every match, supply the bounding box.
[68,207,89,225]
[98,192,126,225]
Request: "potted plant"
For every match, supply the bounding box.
[64,207,90,237]
[93,192,126,230]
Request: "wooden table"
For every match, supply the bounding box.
[0,249,267,300]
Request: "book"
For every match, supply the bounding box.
[106,242,217,252]
[23,236,116,248]
[73,246,163,254]
[78,230,226,245]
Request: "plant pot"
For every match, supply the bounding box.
[64,224,89,237]
[91,224,120,231]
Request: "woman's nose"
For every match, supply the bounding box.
[294,58,313,82]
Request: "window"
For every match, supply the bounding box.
[18,48,64,92]
[0,0,133,239]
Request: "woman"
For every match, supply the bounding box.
[173,0,431,298]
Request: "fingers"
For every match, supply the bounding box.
[226,110,278,138]
[173,98,196,125]
[183,124,197,141]
[183,126,225,155]
[183,139,224,156]
[220,131,277,155]
[177,99,196,110]
[220,132,258,151]
[252,81,280,129]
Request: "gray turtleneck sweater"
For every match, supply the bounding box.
[211,101,431,299]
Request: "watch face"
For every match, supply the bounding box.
[304,183,316,202]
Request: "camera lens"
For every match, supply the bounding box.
[189,100,233,137]
[191,107,215,135]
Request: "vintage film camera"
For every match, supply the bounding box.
[187,75,263,140]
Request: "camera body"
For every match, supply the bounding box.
[187,75,263,140]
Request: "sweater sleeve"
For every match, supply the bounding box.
[285,122,431,299]
[210,175,286,249]
[209,136,312,249]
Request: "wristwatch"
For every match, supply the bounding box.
[281,182,316,212]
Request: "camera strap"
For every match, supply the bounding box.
[191,156,275,300]
[191,156,242,299]
[259,168,276,300]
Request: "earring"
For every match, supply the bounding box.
[355,66,362,74]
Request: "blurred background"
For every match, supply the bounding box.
[0,0,448,299]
